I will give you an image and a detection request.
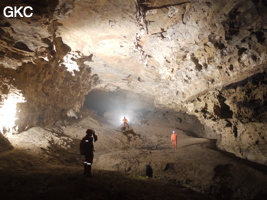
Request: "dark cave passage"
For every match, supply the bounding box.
[83,89,155,126]
[84,90,122,116]
[83,89,207,137]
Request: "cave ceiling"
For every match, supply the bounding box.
[54,0,267,106]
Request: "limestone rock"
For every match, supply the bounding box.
[0,0,267,165]
[186,72,267,165]
[0,132,13,153]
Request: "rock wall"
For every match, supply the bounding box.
[53,0,267,108]
[1,58,99,132]
[0,0,267,164]
[146,0,267,107]
[0,0,99,133]
[186,71,267,165]
[134,0,267,164]
[0,132,13,153]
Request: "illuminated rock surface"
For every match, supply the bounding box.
[0,0,267,199]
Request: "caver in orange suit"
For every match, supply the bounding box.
[122,117,129,128]
[171,131,178,149]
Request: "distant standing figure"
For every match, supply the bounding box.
[80,129,98,177]
[145,164,153,178]
[171,130,178,149]
[122,116,129,129]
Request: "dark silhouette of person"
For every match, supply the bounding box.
[145,164,153,178]
[80,129,98,177]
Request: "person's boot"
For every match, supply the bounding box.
[83,164,87,175]
[86,165,93,178]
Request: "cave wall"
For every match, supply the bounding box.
[0,0,99,133]
[146,0,267,107]
[134,0,267,164]
[0,58,99,132]
[0,0,267,164]
[186,71,267,164]
[0,132,13,153]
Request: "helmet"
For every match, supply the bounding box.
[86,129,95,135]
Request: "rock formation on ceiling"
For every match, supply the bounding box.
[0,0,267,165]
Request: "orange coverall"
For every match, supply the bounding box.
[123,117,129,128]
[171,133,178,149]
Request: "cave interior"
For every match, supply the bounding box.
[0,0,267,200]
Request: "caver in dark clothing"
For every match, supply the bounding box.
[80,129,98,177]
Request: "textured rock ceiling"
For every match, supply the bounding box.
[56,0,267,103]
[0,0,267,164]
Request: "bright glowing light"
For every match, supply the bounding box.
[120,116,130,124]
[0,93,26,137]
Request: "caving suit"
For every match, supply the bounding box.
[80,133,98,176]
[171,133,177,149]
[123,117,129,128]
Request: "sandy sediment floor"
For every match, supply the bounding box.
[1,110,267,200]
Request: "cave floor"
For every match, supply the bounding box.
[0,154,216,200]
[1,111,267,200]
